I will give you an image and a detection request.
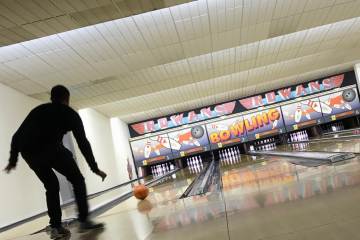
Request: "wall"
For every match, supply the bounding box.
[0,84,45,228]
[110,118,136,181]
[75,109,122,195]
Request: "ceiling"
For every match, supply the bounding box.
[1,0,360,123]
[0,0,193,46]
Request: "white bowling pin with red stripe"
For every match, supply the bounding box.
[302,100,321,113]
[295,104,302,123]
[144,141,152,158]
[319,102,332,114]
[150,135,171,148]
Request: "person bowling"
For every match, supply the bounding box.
[4,85,107,239]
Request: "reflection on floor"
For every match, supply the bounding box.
[280,135,360,152]
[5,137,360,240]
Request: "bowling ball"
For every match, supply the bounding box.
[342,89,356,102]
[191,126,204,139]
[133,184,149,200]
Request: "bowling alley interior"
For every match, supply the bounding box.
[2,0,360,239]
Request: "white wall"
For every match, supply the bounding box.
[0,84,46,228]
[75,109,122,195]
[110,118,136,182]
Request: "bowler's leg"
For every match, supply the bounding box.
[26,160,62,227]
[52,152,89,222]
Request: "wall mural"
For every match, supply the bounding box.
[129,71,360,166]
[129,71,356,137]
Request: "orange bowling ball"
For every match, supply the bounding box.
[133,184,149,200]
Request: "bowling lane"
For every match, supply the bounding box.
[323,127,360,136]
[56,167,190,222]
[0,170,185,240]
[308,129,360,141]
[220,153,360,240]
[92,164,228,240]
[11,190,229,240]
[0,180,137,240]
[11,165,229,240]
[97,166,200,218]
[279,136,360,153]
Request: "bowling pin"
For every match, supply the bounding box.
[344,103,352,110]
[295,104,302,123]
[228,150,232,164]
[231,149,235,164]
[237,147,241,162]
[193,139,201,147]
[169,138,182,150]
[319,101,332,114]
[226,149,230,163]
[144,141,152,158]
[332,125,336,132]
[272,119,278,129]
[302,100,321,113]
[155,166,158,177]
[150,136,171,148]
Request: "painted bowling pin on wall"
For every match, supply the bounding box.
[281,97,324,128]
[294,103,302,123]
[130,134,174,164]
[144,141,152,158]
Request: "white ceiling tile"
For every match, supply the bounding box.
[6,78,47,95]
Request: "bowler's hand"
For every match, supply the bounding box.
[3,163,16,174]
[95,170,107,182]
